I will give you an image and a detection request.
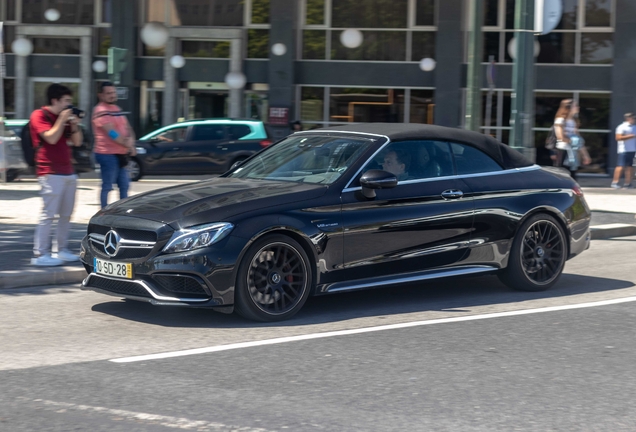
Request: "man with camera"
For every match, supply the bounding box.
[92,82,136,209]
[29,83,84,266]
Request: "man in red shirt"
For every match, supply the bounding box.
[92,81,135,208]
[29,84,84,266]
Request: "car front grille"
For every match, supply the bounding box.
[88,224,157,242]
[88,224,158,260]
[152,275,209,297]
[86,275,152,298]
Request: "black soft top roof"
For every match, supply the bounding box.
[307,123,533,170]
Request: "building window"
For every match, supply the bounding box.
[305,0,325,25]
[3,79,15,118]
[480,90,610,172]
[182,40,231,58]
[96,28,112,56]
[332,0,408,28]
[2,0,17,21]
[301,0,437,61]
[169,0,244,26]
[32,38,81,55]
[250,0,270,25]
[22,0,95,25]
[483,0,614,65]
[330,88,405,123]
[247,29,269,59]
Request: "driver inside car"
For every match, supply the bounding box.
[381,148,413,181]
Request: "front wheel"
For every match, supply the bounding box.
[498,213,567,292]
[235,235,313,322]
[127,158,142,182]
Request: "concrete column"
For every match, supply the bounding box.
[111,0,139,131]
[608,0,636,172]
[268,0,298,138]
[79,35,92,124]
[229,37,243,118]
[433,0,463,127]
[14,35,28,118]
[162,37,176,126]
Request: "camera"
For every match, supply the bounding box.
[66,105,85,119]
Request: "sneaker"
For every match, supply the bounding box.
[55,250,80,262]
[611,182,621,189]
[623,184,634,189]
[31,254,65,267]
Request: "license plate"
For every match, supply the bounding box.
[94,258,133,279]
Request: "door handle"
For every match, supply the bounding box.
[441,189,464,200]
[172,147,181,151]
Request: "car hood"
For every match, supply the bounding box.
[97,177,329,226]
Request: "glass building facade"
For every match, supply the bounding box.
[1,0,633,172]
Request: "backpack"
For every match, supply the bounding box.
[21,109,52,167]
[545,125,557,150]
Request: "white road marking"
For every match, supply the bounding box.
[111,295,636,364]
[26,398,273,431]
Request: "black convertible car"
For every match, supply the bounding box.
[81,124,591,321]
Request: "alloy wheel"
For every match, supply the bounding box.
[247,242,308,315]
[127,159,141,181]
[520,220,565,285]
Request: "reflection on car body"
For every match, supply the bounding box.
[81,123,591,322]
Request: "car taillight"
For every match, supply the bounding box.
[259,139,272,148]
[572,185,584,197]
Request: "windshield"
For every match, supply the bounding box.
[226,135,373,184]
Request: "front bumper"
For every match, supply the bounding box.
[80,234,246,309]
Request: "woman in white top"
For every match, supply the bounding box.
[554,99,591,180]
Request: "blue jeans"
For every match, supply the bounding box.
[95,153,130,208]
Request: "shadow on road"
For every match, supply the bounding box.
[89,272,634,329]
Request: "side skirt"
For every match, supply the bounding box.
[317,265,499,294]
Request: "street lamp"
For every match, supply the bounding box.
[140,22,169,49]
[169,55,185,69]
[340,29,363,49]
[225,71,246,90]
[11,38,33,57]
[271,43,287,56]
[419,58,436,72]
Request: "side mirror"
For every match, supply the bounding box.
[359,169,398,199]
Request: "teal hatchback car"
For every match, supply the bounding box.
[130,119,272,181]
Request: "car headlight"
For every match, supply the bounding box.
[163,222,234,254]
[136,147,147,154]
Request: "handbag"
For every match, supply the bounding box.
[115,153,130,168]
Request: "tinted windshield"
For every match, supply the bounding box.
[226,135,373,184]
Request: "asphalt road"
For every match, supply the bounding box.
[1,236,636,431]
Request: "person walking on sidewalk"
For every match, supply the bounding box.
[611,113,636,189]
[554,99,591,181]
[92,82,136,209]
[30,84,84,266]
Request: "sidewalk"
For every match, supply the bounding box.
[0,175,635,290]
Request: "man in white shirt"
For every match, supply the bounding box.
[611,113,636,189]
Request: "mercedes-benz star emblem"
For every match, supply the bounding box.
[104,230,121,257]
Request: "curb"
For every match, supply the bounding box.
[590,223,636,240]
[0,224,635,291]
[0,265,86,290]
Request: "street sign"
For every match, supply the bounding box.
[268,107,290,126]
[116,87,128,100]
[535,0,563,35]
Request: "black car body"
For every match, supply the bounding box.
[129,119,272,181]
[81,123,591,321]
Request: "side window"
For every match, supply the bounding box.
[154,127,187,142]
[358,140,454,183]
[450,143,503,175]
[228,125,251,140]
[191,125,226,141]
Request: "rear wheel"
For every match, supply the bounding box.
[235,235,313,322]
[499,213,567,292]
[127,158,142,181]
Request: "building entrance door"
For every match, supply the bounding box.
[190,90,228,119]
